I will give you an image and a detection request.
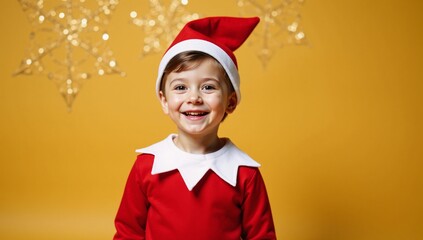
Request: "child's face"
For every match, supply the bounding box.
[159,58,237,137]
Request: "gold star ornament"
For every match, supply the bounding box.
[15,0,124,111]
[129,0,199,57]
[237,0,308,68]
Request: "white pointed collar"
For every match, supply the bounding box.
[135,134,260,191]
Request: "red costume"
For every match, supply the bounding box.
[114,135,276,239]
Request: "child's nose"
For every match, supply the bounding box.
[188,91,203,104]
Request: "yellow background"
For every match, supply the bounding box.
[1,0,422,239]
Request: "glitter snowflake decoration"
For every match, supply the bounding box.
[237,0,307,68]
[15,0,123,110]
[129,0,199,57]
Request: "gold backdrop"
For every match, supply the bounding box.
[1,1,422,239]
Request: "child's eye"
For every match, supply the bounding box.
[202,85,216,91]
[173,85,187,91]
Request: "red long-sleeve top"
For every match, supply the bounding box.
[114,153,276,240]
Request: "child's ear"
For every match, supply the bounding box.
[159,91,169,115]
[226,92,237,114]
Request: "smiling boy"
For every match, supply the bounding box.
[114,16,276,240]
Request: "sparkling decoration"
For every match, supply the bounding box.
[14,0,124,111]
[130,0,199,57]
[237,0,307,68]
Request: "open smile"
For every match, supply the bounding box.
[182,111,209,117]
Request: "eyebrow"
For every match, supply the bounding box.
[168,77,221,85]
[167,78,186,87]
[202,78,220,83]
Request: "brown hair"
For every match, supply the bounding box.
[160,51,234,94]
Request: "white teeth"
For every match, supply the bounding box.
[185,112,206,116]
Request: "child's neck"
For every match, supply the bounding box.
[173,132,224,154]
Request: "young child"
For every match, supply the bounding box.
[114,16,276,240]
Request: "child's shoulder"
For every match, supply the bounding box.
[134,153,155,169]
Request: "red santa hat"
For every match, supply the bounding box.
[156,16,260,104]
